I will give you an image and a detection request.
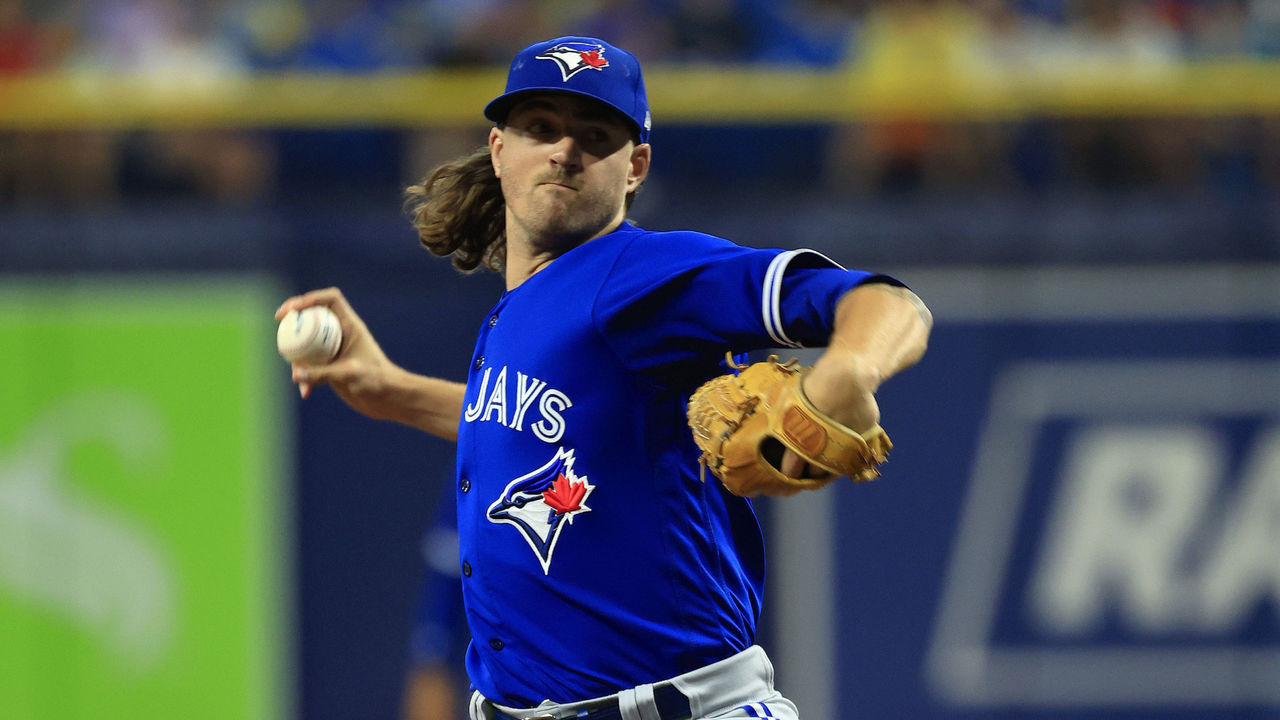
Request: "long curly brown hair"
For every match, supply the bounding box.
[404,141,643,274]
[404,147,507,273]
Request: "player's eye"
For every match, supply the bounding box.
[577,126,613,150]
[510,115,558,139]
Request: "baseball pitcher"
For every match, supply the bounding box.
[278,35,931,720]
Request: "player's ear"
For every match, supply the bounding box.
[627,143,650,193]
[489,126,504,178]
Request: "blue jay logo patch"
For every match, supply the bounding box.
[535,42,610,81]
[487,447,595,574]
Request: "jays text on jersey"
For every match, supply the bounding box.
[454,221,889,706]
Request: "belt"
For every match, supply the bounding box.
[489,682,692,720]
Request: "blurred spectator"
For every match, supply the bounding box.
[287,0,413,71]
[832,0,987,196]
[65,0,247,81]
[1059,0,1181,67]
[401,500,469,720]
[570,0,675,63]
[664,0,753,61]
[115,128,277,204]
[227,0,309,68]
[0,130,118,203]
[398,0,558,66]
[0,0,48,73]
[1183,0,1252,57]
[1246,0,1280,56]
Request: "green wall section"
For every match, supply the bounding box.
[0,277,288,719]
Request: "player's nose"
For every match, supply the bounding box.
[548,134,583,170]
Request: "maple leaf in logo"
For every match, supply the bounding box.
[579,49,608,68]
[542,473,587,514]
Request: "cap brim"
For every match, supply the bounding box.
[484,88,644,141]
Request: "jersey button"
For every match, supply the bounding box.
[462,562,472,577]
[474,356,485,369]
[460,478,470,493]
[489,638,504,651]
[488,314,499,327]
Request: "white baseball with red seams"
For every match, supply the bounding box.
[277,306,342,364]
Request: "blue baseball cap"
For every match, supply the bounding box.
[484,36,651,144]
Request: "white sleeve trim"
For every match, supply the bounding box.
[761,249,847,348]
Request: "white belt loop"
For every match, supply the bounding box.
[618,683,662,720]
[618,687,640,720]
[636,683,661,720]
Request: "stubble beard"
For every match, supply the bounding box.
[515,183,620,254]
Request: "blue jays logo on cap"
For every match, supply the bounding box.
[487,447,595,575]
[536,41,610,81]
[483,35,651,144]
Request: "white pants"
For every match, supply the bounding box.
[469,645,800,720]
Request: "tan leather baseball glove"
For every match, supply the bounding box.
[687,355,892,497]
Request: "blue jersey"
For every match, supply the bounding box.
[455,222,884,706]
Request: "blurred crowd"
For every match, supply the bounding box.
[3,0,1278,75]
[1,0,1279,206]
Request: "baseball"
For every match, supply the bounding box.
[277,306,343,364]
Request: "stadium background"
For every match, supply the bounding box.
[2,1,1278,718]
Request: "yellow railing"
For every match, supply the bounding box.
[2,61,1279,130]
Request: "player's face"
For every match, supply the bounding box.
[490,94,650,251]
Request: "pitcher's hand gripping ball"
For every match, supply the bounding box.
[277,306,343,365]
[688,356,892,497]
